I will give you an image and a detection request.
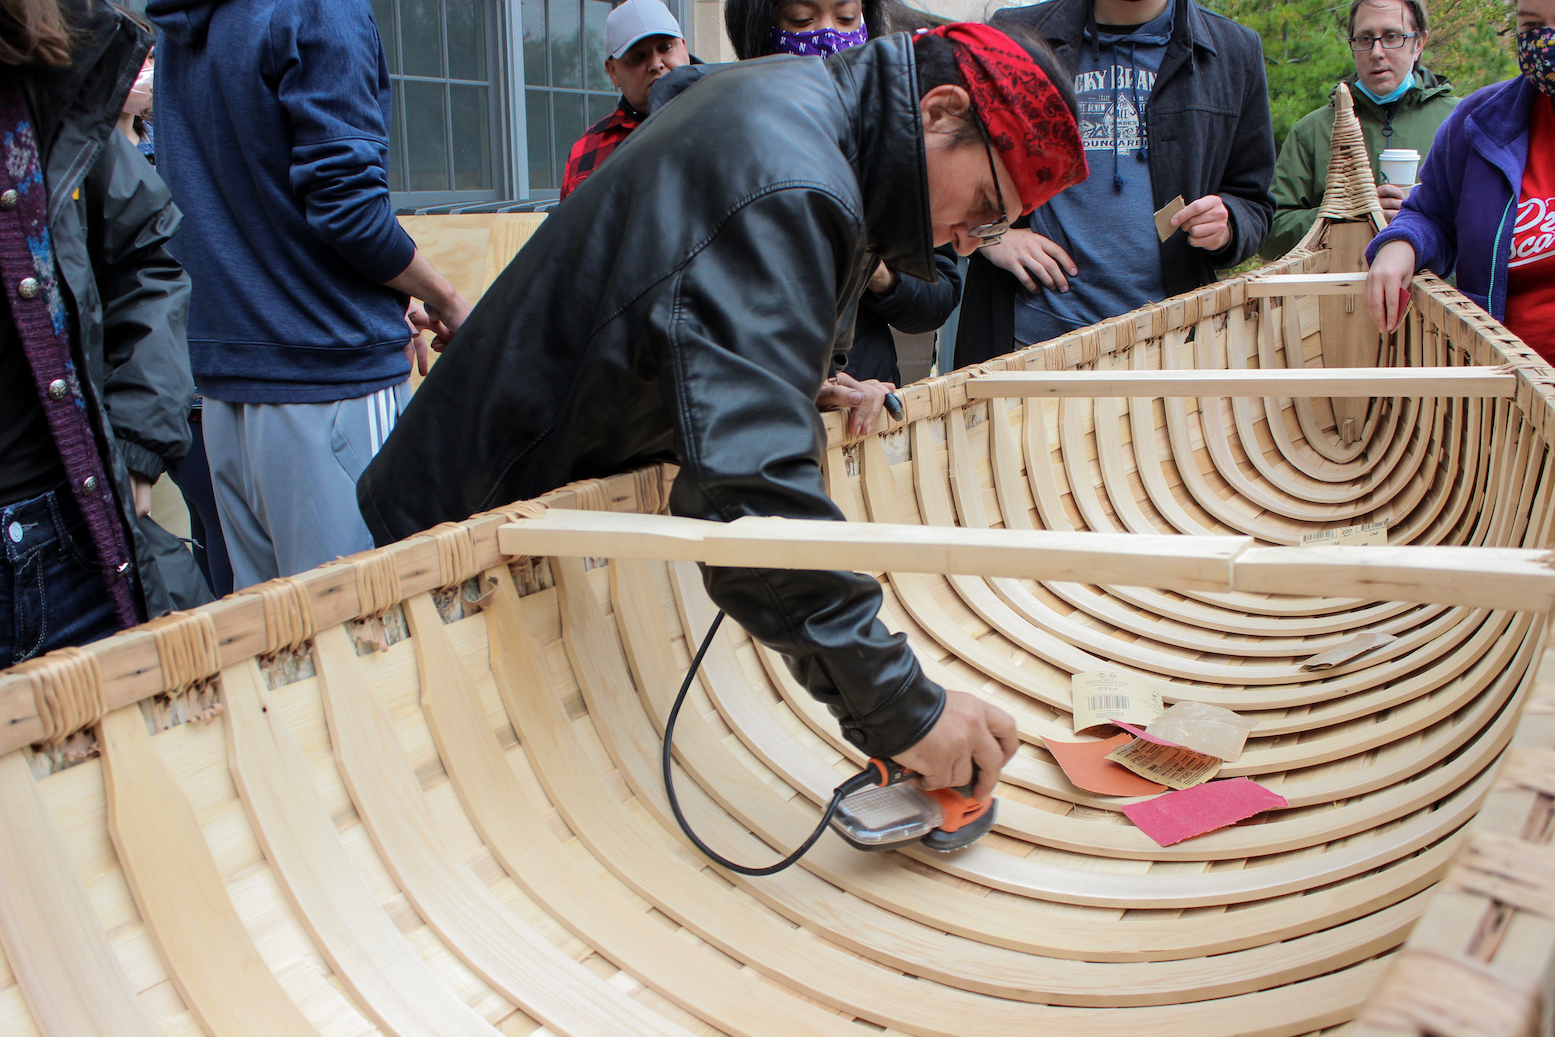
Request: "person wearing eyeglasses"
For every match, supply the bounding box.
[1262,0,1458,260]
[950,0,1275,365]
[360,25,1088,801]
[1364,0,1555,361]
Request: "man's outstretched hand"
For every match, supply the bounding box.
[893,690,1019,802]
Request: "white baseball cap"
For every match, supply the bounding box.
[606,0,684,59]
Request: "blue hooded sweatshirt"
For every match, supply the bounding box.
[148,0,416,404]
[1014,6,1173,346]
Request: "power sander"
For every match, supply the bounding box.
[829,757,996,853]
[663,611,998,876]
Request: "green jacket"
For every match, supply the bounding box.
[1262,69,1458,260]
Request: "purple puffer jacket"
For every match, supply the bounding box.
[1366,76,1541,321]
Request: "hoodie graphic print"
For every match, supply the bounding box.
[1013,6,1172,347]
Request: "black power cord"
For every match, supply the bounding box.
[662,609,879,876]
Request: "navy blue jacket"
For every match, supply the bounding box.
[1367,76,1541,322]
[148,0,416,403]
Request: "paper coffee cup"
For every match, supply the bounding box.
[1378,148,1421,187]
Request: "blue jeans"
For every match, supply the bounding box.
[0,483,122,668]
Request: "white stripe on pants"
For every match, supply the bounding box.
[204,383,407,589]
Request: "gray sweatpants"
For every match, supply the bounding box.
[203,383,408,590]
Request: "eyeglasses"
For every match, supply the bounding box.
[968,110,1011,246]
[1348,31,1418,51]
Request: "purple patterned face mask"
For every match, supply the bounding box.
[1519,26,1555,98]
[767,20,868,57]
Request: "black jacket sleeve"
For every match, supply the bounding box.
[861,245,963,335]
[88,131,193,480]
[1206,28,1276,269]
[661,186,945,759]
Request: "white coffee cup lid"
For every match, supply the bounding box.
[1379,149,1421,161]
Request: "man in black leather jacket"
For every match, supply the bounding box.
[358,27,1083,797]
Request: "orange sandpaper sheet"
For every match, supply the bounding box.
[1120,777,1288,846]
[1041,733,1168,797]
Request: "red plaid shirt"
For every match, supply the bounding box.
[560,99,644,200]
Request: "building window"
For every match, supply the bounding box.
[521,0,624,194]
[373,0,508,207]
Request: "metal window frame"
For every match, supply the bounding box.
[383,0,512,210]
[508,0,687,201]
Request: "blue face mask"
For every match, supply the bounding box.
[767,20,868,56]
[1354,68,1415,105]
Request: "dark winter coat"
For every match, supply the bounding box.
[955,0,1275,366]
[359,39,947,759]
[21,0,196,618]
[848,245,962,384]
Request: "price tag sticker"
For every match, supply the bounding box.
[1301,519,1389,547]
[1071,671,1163,734]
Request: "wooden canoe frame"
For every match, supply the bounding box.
[2,81,1555,1037]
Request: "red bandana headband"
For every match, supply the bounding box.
[925,22,1088,215]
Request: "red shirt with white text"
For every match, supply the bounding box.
[1507,96,1555,359]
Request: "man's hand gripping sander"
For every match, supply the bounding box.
[663,611,998,877]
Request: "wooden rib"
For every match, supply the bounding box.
[1228,304,1402,487]
[311,613,693,1037]
[1278,294,1379,465]
[668,552,1497,904]
[98,705,320,1037]
[0,750,163,1037]
[664,543,1458,866]
[966,368,1513,399]
[219,657,501,1037]
[422,566,858,1037]
[607,556,1430,1005]
[677,540,1525,864]
[891,421,1540,731]
[1188,318,1420,520]
[544,553,1392,1034]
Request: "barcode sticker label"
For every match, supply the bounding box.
[1302,519,1389,547]
[1071,671,1164,733]
[1087,694,1133,712]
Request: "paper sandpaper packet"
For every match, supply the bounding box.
[1105,737,1222,790]
[1070,670,1163,734]
[1145,701,1257,763]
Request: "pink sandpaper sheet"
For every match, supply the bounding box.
[1110,721,1178,746]
[1120,777,1288,847]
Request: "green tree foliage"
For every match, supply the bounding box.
[1199,0,1351,149]
[1421,0,1518,95]
[1199,0,1518,152]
